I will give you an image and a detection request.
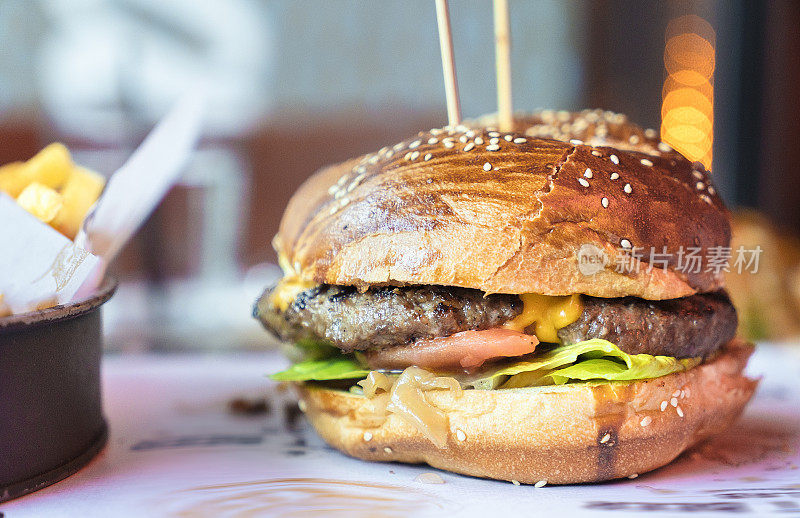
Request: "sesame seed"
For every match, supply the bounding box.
[443,140,454,149]
[610,154,619,165]
[584,168,593,178]
[456,429,467,441]
[384,447,393,454]
[630,135,640,144]
[621,239,632,249]
[428,137,438,145]
[511,480,521,486]
[504,134,512,142]
[692,171,703,180]
[486,144,501,151]
[628,473,639,479]
[368,155,379,164]
[475,137,484,145]
[355,165,366,174]
[600,433,611,444]
[424,153,432,161]
[640,158,653,166]
[696,182,704,190]
[404,152,412,160]
[430,128,443,135]
[591,150,602,157]
[623,183,632,194]
[363,431,373,442]
[670,397,678,407]
[610,172,620,180]
[415,473,445,484]
[457,135,466,143]
[658,142,672,152]
[645,128,657,138]
[640,416,652,427]
[346,175,364,192]
[708,186,715,195]
[298,400,307,412]
[466,130,476,138]
[701,194,712,204]
[483,162,492,171]
[393,143,405,151]
[534,480,548,488]
[672,390,681,398]
[410,151,420,160]
[514,137,527,144]
[660,401,668,412]
[578,178,590,188]
[490,137,500,145]
[570,139,583,145]
[488,131,500,137]
[677,406,684,418]
[463,142,475,152]
[385,150,394,158]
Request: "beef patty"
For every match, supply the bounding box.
[556,292,737,358]
[255,284,521,351]
[254,284,737,359]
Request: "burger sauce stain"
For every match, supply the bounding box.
[163,478,447,517]
[592,383,634,480]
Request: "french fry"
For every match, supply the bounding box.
[0,294,10,318]
[16,182,64,223]
[0,162,30,198]
[51,166,105,239]
[1,143,105,239]
[24,143,73,189]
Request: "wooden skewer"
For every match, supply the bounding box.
[493,0,513,132]
[435,0,461,127]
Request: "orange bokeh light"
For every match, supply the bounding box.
[661,15,715,170]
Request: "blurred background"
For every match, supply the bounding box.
[0,0,798,350]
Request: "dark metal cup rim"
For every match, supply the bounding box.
[0,277,117,332]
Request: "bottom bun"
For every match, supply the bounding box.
[297,340,757,484]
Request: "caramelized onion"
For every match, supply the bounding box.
[359,367,462,448]
[358,371,393,397]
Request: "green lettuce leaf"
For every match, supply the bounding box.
[483,339,700,388]
[270,357,370,382]
[270,338,700,387]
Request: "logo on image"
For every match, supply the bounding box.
[577,244,609,276]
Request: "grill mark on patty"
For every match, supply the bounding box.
[254,285,737,360]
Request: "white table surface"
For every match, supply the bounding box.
[3,345,800,517]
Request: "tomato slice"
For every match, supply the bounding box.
[366,328,539,371]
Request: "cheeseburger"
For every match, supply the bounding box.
[255,109,756,484]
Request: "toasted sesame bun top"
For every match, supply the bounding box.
[471,108,674,156]
[274,112,730,299]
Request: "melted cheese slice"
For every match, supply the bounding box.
[503,293,583,343]
[270,276,317,311]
